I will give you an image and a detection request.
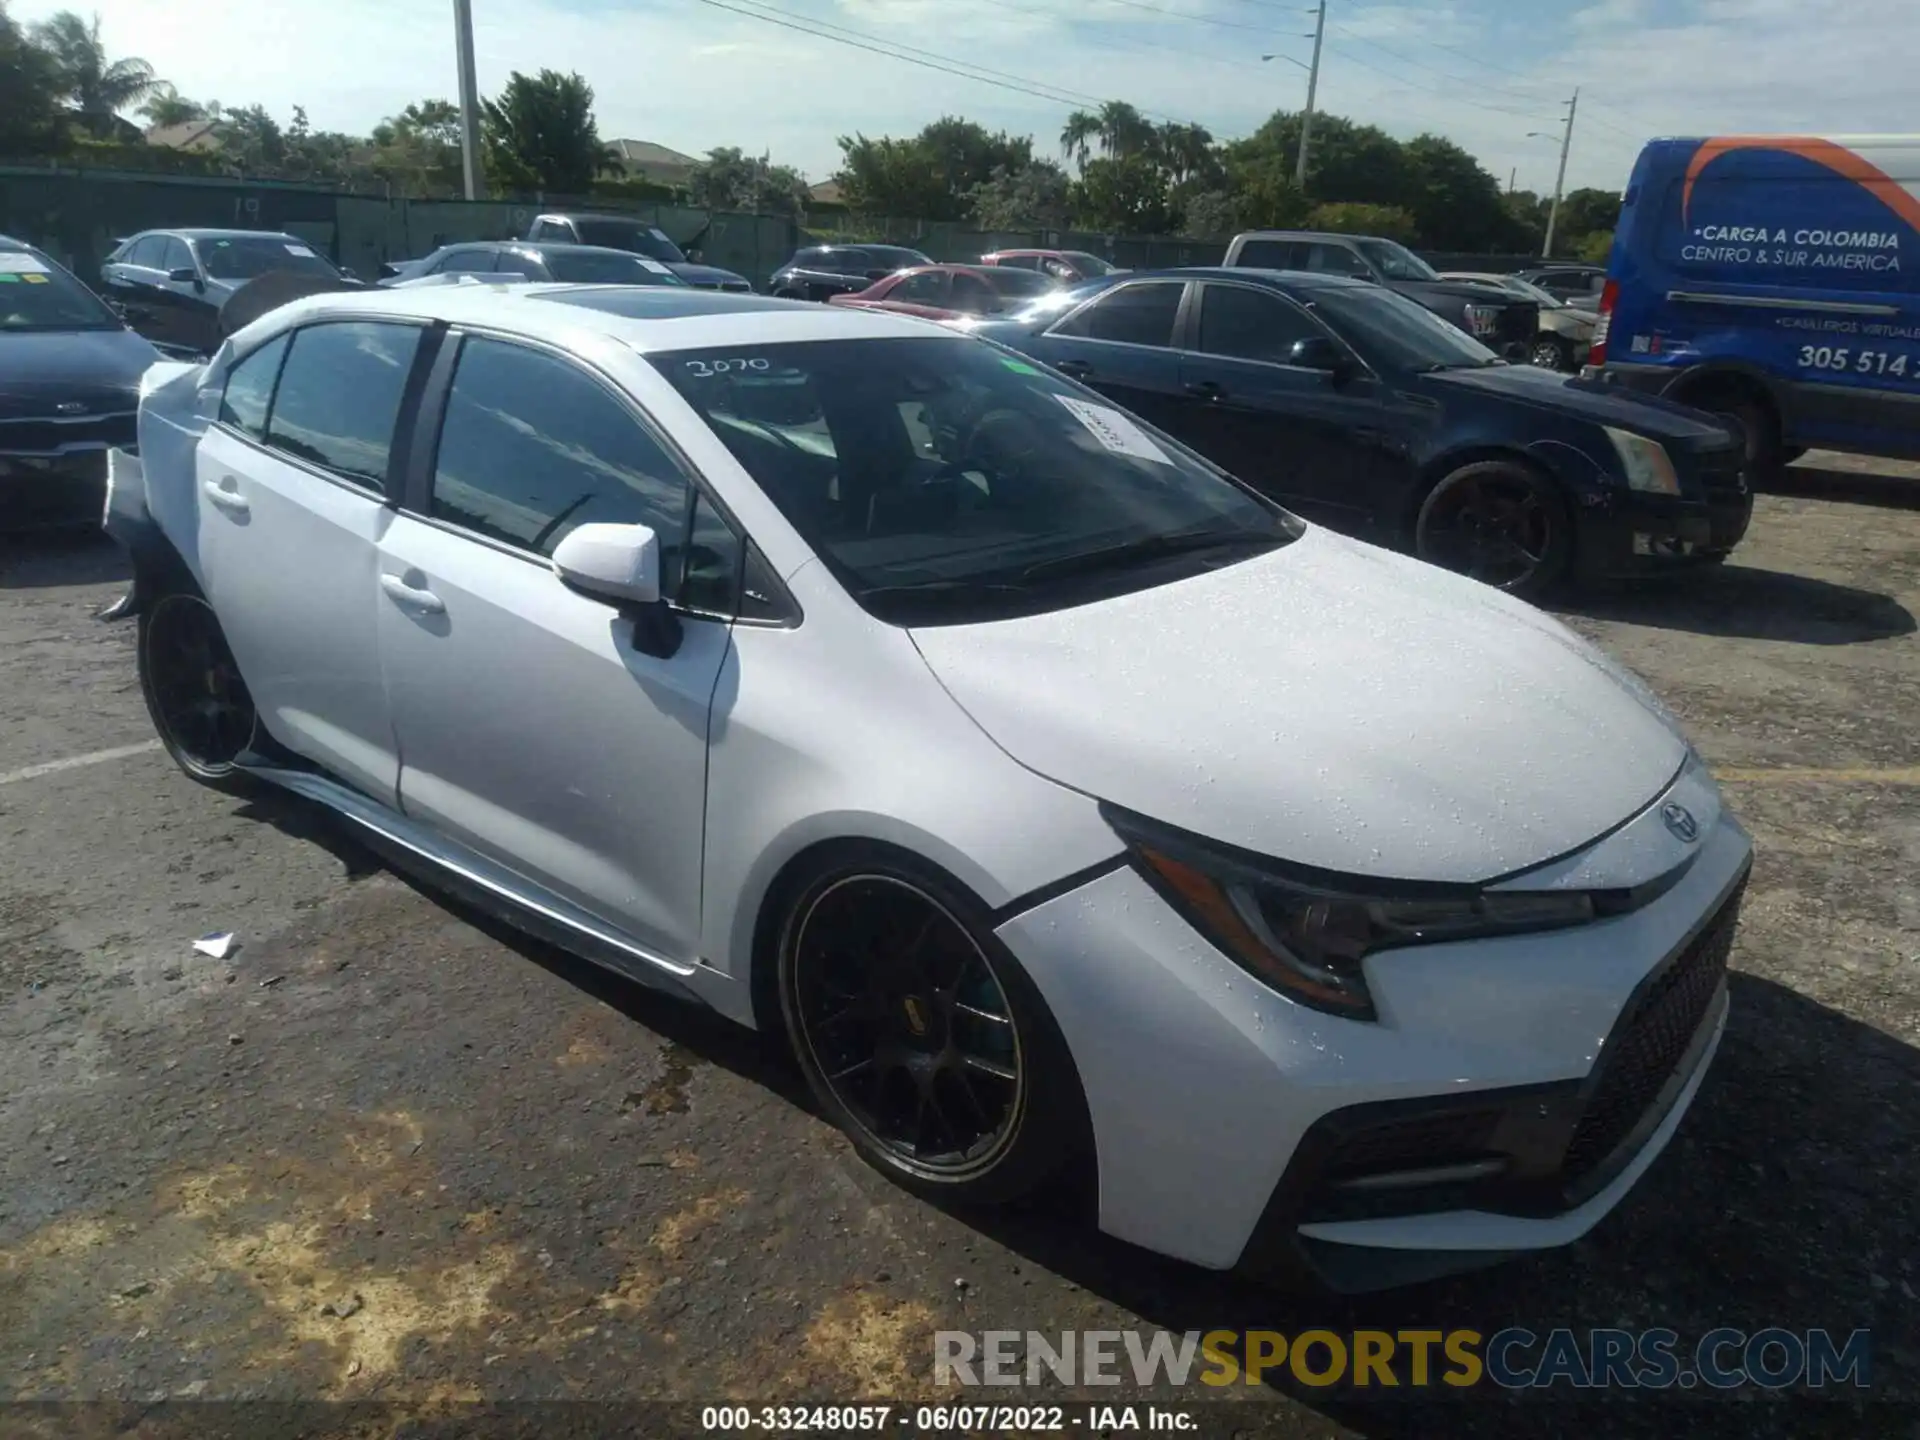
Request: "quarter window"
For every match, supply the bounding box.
[161,237,194,273]
[265,321,422,487]
[429,337,695,578]
[1196,285,1323,362]
[1051,282,1184,347]
[218,333,291,439]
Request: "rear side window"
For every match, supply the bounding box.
[161,237,194,273]
[219,333,291,439]
[1231,239,1297,270]
[1051,282,1184,347]
[265,322,422,487]
[430,337,694,567]
[437,249,498,275]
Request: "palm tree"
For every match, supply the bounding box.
[1060,110,1099,171]
[139,86,207,130]
[1094,102,1154,162]
[1153,121,1216,187]
[29,10,163,138]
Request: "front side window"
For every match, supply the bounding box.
[437,249,499,275]
[1061,252,1117,276]
[161,237,195,273]
[1355,238,1439,282]
[893,271,949,304]
[124,236,166,269]
[430,337,693,572]
[650,335,1298,625]
[1196,285,1324,363]
[265,321,422,486]
[1309,287,1498,371]
[197,235,339,282]
[218,332,291,438]
[1050,281,1184,347]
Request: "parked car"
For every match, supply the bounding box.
[1589,133,1920,479]
[100,229,356,358]
[1440,271,1597,371]
[974,267,1750,595]
[378,242,691,288]
[1515,263,1609,306]
[1,236,159,531]
[979,248,1121,283]
[1224,231,1539,358]
[522,213,751,291]
[107,281,1750,1293]
[826,263,1058,321]
[768,244,935,301]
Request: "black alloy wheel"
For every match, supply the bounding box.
[1414,460,1571,598]
[778,860,1085,1204]
[1530,334,1574,371]
[138,591,257,789]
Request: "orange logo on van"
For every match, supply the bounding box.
[1682,136,1920,235]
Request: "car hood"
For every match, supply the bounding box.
[1392,278,1529,305]
[672,262,749,287]
[909,527,1688,883]
[0,327,160,416]
[1423,363,1735,444]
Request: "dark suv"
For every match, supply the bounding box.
[768,244,934,301]
[1223,230,1538,358]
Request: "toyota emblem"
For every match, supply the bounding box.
[1661,802,1700,844]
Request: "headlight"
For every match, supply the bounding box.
[1107,807,1596,1021]
[1604,426,1681,495]
[1462,303,1501,337]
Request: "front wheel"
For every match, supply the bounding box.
[1414,460,1572,599]
[1530,334,1574,372]
[777,853,1088,1206]
[138,590,257,791]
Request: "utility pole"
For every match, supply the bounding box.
[454,0,485,200]
[1541,88,1578,259]
[1507,166,1516,195]
[1295,0,1327,191]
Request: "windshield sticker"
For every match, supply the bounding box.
[0,274,17,283]
[0,253,50,274]
[22,273,47,284]
[1055,395,1173,465]
[683,357,772,378]
[284,243,316,257]
[637,258,672,274]
[998,357,1044,376]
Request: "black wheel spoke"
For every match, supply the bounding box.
[962,1052,1017,1083]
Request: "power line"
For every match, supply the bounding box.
[971,0,1277,77]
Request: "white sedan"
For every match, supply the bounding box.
[106,282,1751,1292]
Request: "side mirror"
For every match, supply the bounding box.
[551,522,680,656]
[1288,335,1350,376]
[167,266,199,284]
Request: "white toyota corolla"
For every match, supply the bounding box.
[107,282,1750,1291]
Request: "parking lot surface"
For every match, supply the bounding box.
[2,455,1916,1437]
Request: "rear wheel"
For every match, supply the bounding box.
[1414,459,1572,599]
[777,852,1087,1206]
[1691,389,1784,487]
[138,590,257,791]
[1529,334,1574,372]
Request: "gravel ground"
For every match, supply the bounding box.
[1,455,1916,1438]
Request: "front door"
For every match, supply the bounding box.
[1175,281,1403,534]
[1030,279,1190,435]
[100,236,175,349]
[194,319,425,805]
[376,333,733,963]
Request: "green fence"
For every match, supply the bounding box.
[0,164,1224,288]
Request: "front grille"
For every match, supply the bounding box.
[722,281,752,293]
[1322,1107,1505,1182]
[1561,882,1743,1186]
[0,411,137,456]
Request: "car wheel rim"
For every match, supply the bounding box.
[1419,472,1553,590]
[147,595,254,772]
[790,875,1024,1180]
[1531,341,1561,369]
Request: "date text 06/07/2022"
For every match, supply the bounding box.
[700,1404,1196,1431]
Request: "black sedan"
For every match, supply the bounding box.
[1,237,160,532]
[377,241,693,288]
[768,244,934,301]
[970,267,1750,595]
[100,229,357,359]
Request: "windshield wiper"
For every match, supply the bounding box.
[856,578,1032,603]
[1018,527,1278,583]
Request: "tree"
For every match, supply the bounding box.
[27,9,162,138]
[967,160,1071,231]
[836,117,1029,221]
[215,103,286,174]
[1577,229,1614,264]
[0,0,68,156]
[1071,155,1173,234]
[1152,121,1218,188]
[481,69,618,195]
[370,99,465,195]
[687,146,808,220]
[1306,201,1417,242]
[1554,187,1622,251]
[1399,133,1523,251]
[137,86,205,129]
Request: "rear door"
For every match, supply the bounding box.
[100,235,169,343]
[375,332,735,963]
[194,319,432,805]
[1028,279,1191,434]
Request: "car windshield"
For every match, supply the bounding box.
[1061,251,1117,275]
[570,219,689,264]
[650,336,1299,624]
[978,268,1057,299]
[1308,285,1500,370]
[1355,238,1439,282]
[0,252,121,331]
[196,235,340,282]
[543,250,687,285]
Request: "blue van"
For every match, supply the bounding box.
[1590,134,1920,477]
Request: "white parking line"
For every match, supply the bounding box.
[0,740,162,788]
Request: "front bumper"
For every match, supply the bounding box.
[994,764,1752,1289]
[1573,449,1754,577]
[0,449,110,533]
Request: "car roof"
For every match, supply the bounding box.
[445,241,661,258]
[142,228,304,241]
[534,211,653,223]
[256,282,963,353]
[1109,266,1377,291]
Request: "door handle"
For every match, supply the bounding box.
[1054,359,1092,377]
[201,475,249,515]
[1184,380,1225,400]
[380,573,445,614]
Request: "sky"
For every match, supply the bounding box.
[14,0,1914,197]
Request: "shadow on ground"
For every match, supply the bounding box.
[1559,563,1915,645]
[0,531,128,591]
[1764,465,1920,513]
